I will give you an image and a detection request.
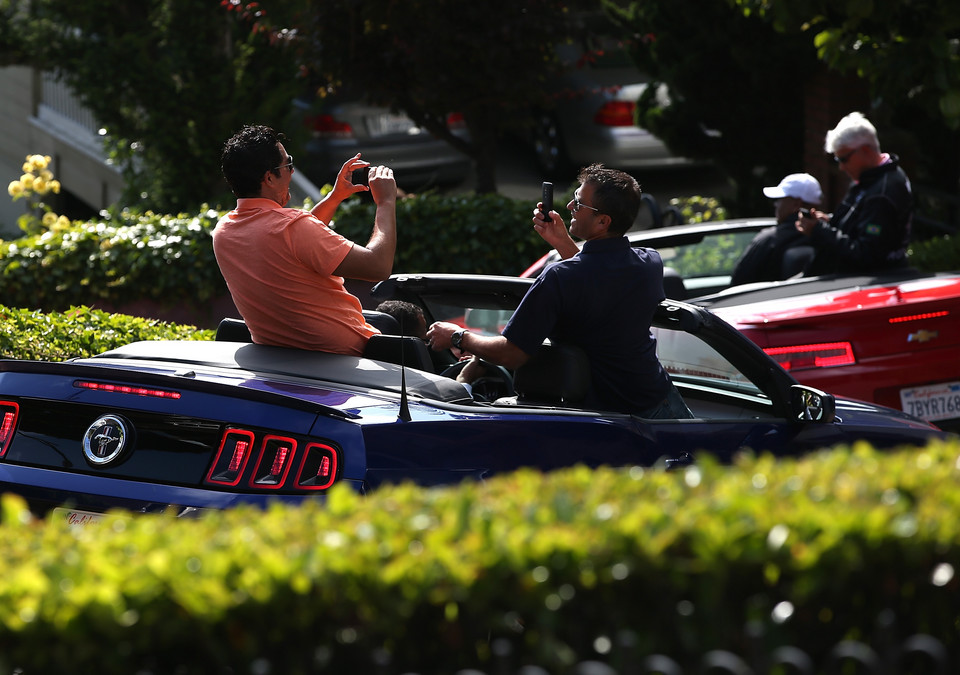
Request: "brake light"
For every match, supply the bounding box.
[207,429,256,486]
[888,310,949,323]
[250,435,297,488]
[594,101,636,127]
[764,342,856,371]
[446,112,466,129]
[308,114,354,138]
[75,380,181,399]
[296,443,339,490]
[0,401,19,458]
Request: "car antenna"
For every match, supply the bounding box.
[397,314,411,422]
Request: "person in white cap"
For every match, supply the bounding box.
[796,111,912,275]
[731,173,823,285]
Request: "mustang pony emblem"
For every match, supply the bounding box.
[82,415,130,466]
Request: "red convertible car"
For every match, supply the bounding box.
[696,270,960,431]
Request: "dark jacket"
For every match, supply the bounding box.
[807,154,912,276]
[730,219,808,286]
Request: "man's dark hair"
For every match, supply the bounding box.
[577,163,642,235]
[375,300,426,337]
[220,125,285,198]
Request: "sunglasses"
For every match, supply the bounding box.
[273,154,294,172]
[572,195,600,213]
[834,148,856,165]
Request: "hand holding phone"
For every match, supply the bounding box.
[799,207,814,218]
[352,167,371,187]
[541,182,553,223]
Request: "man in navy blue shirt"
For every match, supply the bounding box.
[426,164,691,418]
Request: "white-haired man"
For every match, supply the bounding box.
[796,111,912,275]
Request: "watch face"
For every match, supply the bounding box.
[452,330,463,348]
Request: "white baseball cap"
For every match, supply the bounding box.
[762,173,823,205]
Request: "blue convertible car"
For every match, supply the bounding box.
[0,274,948,520]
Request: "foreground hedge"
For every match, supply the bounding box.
[0,440,956,673]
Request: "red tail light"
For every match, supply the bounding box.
[207,429,256,486]
[250,435,297,488]
[594,101,636,127]
[446,112,466,129]
[307,114,354,138]
[888,310,949,323]
[764,342,856,371]
[0,401,20,458]
[296,443,339,490]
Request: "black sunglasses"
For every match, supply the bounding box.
[273,154,294,172]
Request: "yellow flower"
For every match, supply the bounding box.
[56,215,70,229]
[32,178,48,194]
[27,154,49,171]
[40,170,53,182]
[42,212,58,227]
[19,174,34,190]
[7,181,23,198]
[21,161,32,174]
[49,180,61,194]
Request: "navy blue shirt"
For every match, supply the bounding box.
[502,236,671,413]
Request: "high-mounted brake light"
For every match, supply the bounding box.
[296,443,339,490]
[0,401,19,458]
[206,429,256,486]
[250,435,297,489]
[594,101,636,127]
[764,342,856,371]
[888,310,949,324]
[75,380,181,399]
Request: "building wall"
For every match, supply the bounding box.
[0,66,123,237]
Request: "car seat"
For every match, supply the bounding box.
[496,342,591,407]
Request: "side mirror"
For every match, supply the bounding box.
[790,385,836,423]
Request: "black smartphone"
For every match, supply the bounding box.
[799,207,813,218]
[352,167,371,186]
[541,182,553,222]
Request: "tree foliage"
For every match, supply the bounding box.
[602,0,819,214]
[0,0,303,213]
[224,0,593,193]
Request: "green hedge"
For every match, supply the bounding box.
[0,440,956,673]
[0,304,212,361]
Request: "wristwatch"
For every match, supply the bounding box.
[451,329,466,349]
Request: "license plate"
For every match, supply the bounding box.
[900,381,960,422]
[366,113,415,137]
[53,507,105,529]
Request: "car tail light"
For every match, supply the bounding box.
[594,101,636,127]
[307,114,354,138]
[250,435,297,489]
[763,342,856,371]
[446,112,466,130]
[206,429,339,492]
[75,380,181,399]
[296,443,339,490]
[206,429,256,486]
[0,401,19,458]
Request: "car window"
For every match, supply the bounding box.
[656,231,758,279]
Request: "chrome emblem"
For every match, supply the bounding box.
[908,329,939,344]
[82,415,129,466]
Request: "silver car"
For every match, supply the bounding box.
[294,95,472,190]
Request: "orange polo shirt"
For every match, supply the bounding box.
[212,198,377,355]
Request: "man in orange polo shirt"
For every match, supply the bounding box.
[213,125,397,355]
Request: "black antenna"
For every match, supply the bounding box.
[397,312,411,422]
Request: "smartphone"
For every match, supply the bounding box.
[799,207,814,218]
[352,167,371,186]
[541,182,553,222]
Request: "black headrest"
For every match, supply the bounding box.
[514,342,591,406]
[215,317,253,342]
[363,310,401,335]
[363,334,434,372]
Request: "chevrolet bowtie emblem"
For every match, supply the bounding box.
[908,329,939,344]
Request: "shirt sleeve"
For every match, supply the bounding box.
[502,268,563,355]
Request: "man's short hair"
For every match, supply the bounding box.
[375,300,426,338]
[824,112,880,154]
[221,125,285,198]
[577,163,642,236]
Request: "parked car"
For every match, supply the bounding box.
[695,269,960,431]
[521,218,775,298]
[292,93,472,190]
[531,35,692,176]
[0,274,947,523]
